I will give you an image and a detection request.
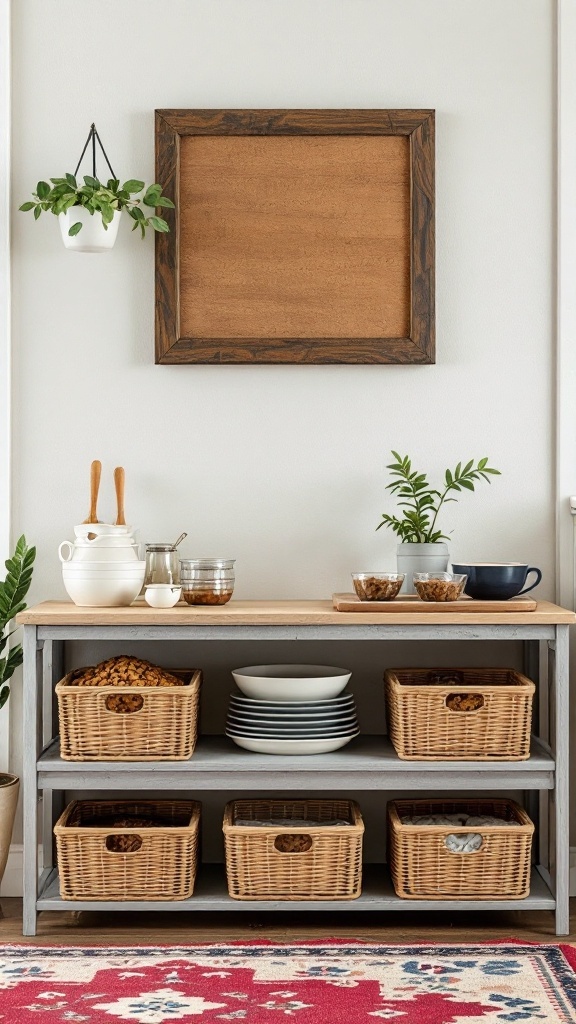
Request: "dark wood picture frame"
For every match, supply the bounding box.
[155,109,435,364]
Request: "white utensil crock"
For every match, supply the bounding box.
[59,538,139,563]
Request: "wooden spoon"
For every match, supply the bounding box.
[83,460,102,525]
[114,466,126,526]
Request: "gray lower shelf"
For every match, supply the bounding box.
[37,864,555,912]
[37,735,555,791]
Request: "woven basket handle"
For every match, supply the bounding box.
[103,693,145,715]
[444,693,485,713]
[105,834,144,853]
[443,833,484,854]
[273,834,313,854]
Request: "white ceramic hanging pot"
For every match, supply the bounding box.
[397,542,450,594]
[58,207,121,253]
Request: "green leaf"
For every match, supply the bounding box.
[36,181,50,199]
[19,201,36,212]
[33,205,41,220]
[459,478,475,491]
[68,221,83,236]
[0,686,9,711]
[143,186,161,207]
[128,206,145,221]
[83,175,100,189]
[478,457,488,470]
[123,179,145,194]
[66,173,78,188]
[149,216,169,233]
[100,202,115,225]
[155,195,175,208]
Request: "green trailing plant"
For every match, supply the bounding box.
[0,536,36,711]
[19,175,174,238]
[377,451,501,544]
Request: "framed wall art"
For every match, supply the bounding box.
[155,109,435,364]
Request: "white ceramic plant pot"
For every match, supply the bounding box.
[58,207,121,252]
[396,542,450,594]
[0,774,19,887]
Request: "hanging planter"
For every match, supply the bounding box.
[19,123,174,253]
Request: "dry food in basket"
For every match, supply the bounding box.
[445,693,484,712]
[69,655,183,688]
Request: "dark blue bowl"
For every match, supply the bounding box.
[451,563,542,601]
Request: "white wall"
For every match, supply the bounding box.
[9,0,556,831]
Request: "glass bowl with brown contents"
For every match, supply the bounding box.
[180,558,235,605]
[351,572,405,601]
[413,572,467,602]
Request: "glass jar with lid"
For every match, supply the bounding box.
[145,543,181,586]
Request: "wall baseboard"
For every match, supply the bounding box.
[2,845,576,899]
[0,845,43,898]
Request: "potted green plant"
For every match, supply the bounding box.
[0,537,35,887]
[377,452,500,592]
[19,174,174,253]
[19,123,174,253]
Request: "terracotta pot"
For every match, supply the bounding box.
[0,774,19,886]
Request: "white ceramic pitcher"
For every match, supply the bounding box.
[59,532,140,563]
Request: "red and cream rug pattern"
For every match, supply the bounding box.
[0,942,576,1022]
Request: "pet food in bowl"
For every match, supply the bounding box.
[352,573,405,601]
[413,573,467,602]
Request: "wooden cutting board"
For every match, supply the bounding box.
[332,593,538,613]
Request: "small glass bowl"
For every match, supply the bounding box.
[352,572,405,601]
[413,572,467,602]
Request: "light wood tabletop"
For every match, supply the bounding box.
[16,598,576,626]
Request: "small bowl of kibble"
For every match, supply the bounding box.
[352,572,405,601]
[413,572,467,602]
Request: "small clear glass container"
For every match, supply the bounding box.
[351,572,405,601]
[144,543,180,586]
[413,572,467,603]
[179,558,235,605]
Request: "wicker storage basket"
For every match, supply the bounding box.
[387,798,534,900]
[385,667,534,760]
[223,799,364,901]
[56,668,201,761]
[55,799,201,901]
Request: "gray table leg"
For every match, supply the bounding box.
[22,625,40,936]
[41,641,64,873]
[552,625,570,935]
[523,640,540,852]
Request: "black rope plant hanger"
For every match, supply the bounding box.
[19,122,174,249]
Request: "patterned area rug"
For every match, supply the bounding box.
[1,942,576,1022]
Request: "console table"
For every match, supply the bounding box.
[18,599,574,936]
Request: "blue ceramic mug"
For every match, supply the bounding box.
[451,562,542,601]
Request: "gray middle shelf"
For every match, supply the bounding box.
[37,735,555,790]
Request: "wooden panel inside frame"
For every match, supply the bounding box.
[179,135,410,340]
[154,108,435,363]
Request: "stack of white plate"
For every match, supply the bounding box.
[226,664,360,755]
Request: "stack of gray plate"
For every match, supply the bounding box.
[225,664,360,754]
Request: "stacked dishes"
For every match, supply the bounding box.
[226,665,360,754]
[59,525,145,607]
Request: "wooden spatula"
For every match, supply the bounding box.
[114,466,126,526]
[83,460,102,524]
